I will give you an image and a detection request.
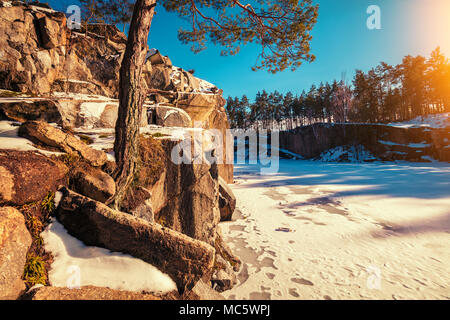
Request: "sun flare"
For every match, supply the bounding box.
[412,0,450,56]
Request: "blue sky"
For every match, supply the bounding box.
[49,0,450,99]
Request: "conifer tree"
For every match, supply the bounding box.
[111,0,319,208]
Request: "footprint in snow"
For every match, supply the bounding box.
[291,277,314,286]
[289,288,300,298]
[266,273,276,280]
[275,227,294,232]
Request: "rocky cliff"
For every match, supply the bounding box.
[0,2,238,300]
[279,123,450,162]
[0,0,233,182]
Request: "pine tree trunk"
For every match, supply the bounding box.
[112,0,156,209]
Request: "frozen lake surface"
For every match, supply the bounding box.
[221,160,450,300]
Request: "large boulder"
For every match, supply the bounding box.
[0,99,62,123]
[36,13,67,50]
[0,150,68,206]
[131,136,239,288]
[211,255,237,292]
[147,59,213,96]
[177,93,227,123]
[183,280,225,300]
[218,176,236,222]
[69,165,116,203]
[149,65,174,92]
[147,104,192,128]
[23,285,176,300]
[146,139,221,247]
[55,188,216,294]
[19,121,107,167]
[0,207,32,300]
[122,186,155,223]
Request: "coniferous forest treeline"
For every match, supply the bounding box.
[225,48,450,130]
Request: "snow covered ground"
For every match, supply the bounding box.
[220,159,450,300]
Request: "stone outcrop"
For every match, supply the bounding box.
[279,123,450,162]
[0,2,234,182]
[55,188,216,294]
[0,97,148,129]
[218,176,236,222]
[0,2,216,104]
[69,165,115,203]
[23,285,177,300]
[0,150,67,206]
[19,120,107,166]
[0,207,32,300]
[0,2,128,97]
[146,64,233,182]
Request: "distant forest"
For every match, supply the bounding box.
[225,47,450,130]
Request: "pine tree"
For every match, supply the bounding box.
[225,96,237,128]
[331,80,352,123]
[400,55,428,119]
[427,47,450,113]
[237,95,250,129]
[112,0,319,207]
[111,0,156,209]
[163,0,319,73]
[282,92,294,130]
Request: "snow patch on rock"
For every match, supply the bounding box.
[0,120,62,156]
[42,219,177,294]
[318,145,378,163]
